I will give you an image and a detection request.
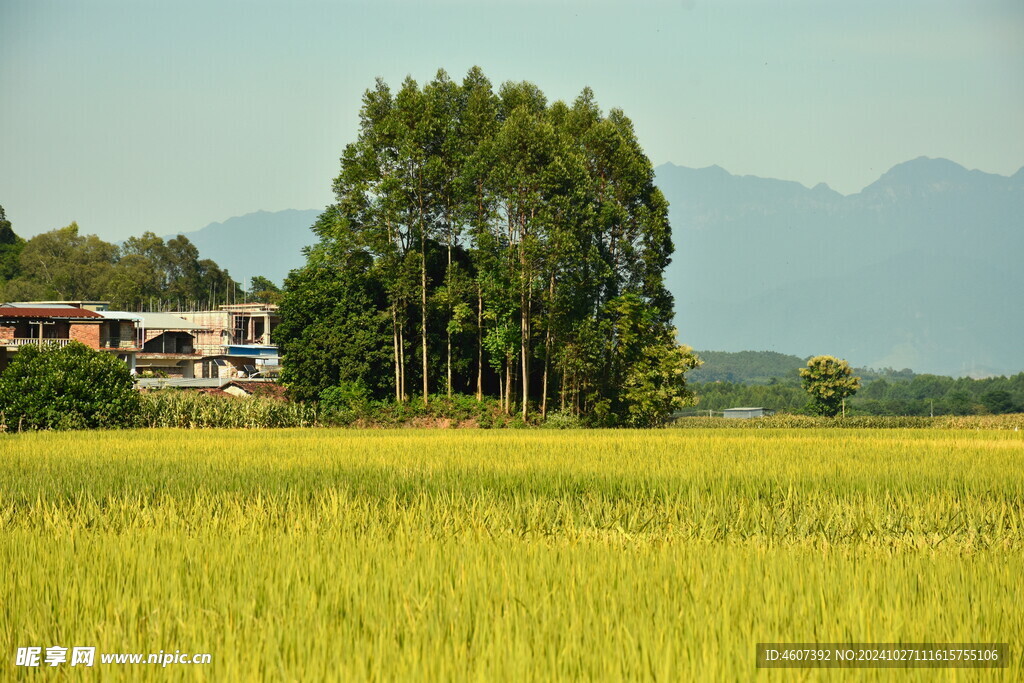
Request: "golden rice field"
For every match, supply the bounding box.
[1,428,1021,681]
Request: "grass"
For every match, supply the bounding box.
[1,428,1021,680]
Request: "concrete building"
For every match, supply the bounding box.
[174,303,281,379]
[95,311,207,379]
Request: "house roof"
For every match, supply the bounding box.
[97,311,206,330]
[0,305,104,319]
[224,380,287,399]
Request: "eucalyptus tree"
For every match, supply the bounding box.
[279,67,698,425]
[457,67,500,401]
[393,76,438,404]
[330,78,413,401]
[490,88,559,419]
[425,69,466,397]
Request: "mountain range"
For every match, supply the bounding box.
[173,208,321,287]
[658,157,1023,377]
[176,157,1024,377]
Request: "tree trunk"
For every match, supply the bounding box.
[521,302,529,420]
[476,283,483,401]
[519,209,532,421]
[392,305,401,402]
[497,357,504,410]
[541,273,554,419]
[446,226,452,398]
[398,323,406,402]
[420,192,429,405]
[505,354,512,415]
[559,366,566,413]
[542,329,551,419]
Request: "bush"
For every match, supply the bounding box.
[318,380,371,424]
[0,342,140,430]
[316,393,519,428]
[541,410,585,429]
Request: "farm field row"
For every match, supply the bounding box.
[1,428,1021,680]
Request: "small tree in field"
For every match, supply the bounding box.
[799,355,861,417]
[0,342,140,430]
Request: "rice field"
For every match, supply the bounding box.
[1,428,1021,680]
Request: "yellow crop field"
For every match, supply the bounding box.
[1,428,1021,680]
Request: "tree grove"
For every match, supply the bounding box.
[276,68,699,425]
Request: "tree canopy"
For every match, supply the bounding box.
[799,355,861,417]
[0,218,240,310]
[0,342,141,430]
[0,205,25,282]
[276,68,699,425]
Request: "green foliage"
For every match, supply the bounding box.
[319,380,371,421]
[539,410,585,429]
[0,342,140,430]
[0,223,239,309]
[981,389,1017,415]
[606,294,701,426]
[692,369,1024,417]
[0,204,25,282]
[284,68,695,425]
[687,381,807,414]
[274,234,392,402]
[687,350,806,384]
[318,393,515,429]
[799,355,861,417]
[247,275,282,305]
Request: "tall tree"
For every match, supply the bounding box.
[392,76,436,404]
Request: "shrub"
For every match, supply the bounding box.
[541,410,585,429]
[0,342,140,430]
[319,380,371,424]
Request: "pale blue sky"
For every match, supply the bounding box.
[2,0,1022,240]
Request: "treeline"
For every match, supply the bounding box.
[0,206,245,310]
[692,372,1024,415]
[689,350,918,385]
[687,350,807,384]
[276,67,698,426]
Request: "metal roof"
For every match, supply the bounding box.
[0,306,104,319]
[98,311,206,330]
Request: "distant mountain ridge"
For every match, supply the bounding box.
[180,157,1023,378]
[171,209,320,286]
[659,157,1023,377]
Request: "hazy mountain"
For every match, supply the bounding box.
[172,209,320,286]
[182,157,1023,377]
[659,157,1024,377]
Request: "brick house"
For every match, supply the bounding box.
[0,303,140,372]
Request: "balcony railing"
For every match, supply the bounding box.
[3,338,72,347]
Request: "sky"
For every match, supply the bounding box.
[2,0,1022,241]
